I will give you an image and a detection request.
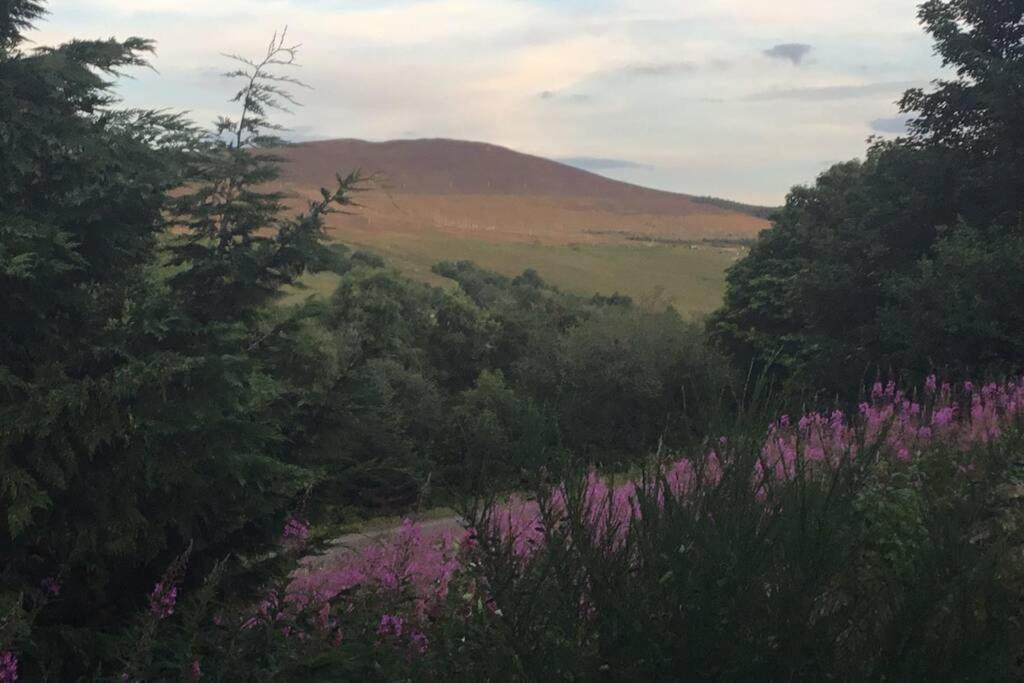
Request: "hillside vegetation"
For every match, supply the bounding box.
[4,0,1024,680]
[274,138,766,311]
[284,235,742,315]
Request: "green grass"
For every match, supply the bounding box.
[283,233,743,316]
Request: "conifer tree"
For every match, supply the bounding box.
[1,2,358,674]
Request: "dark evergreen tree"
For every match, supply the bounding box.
[0,4,358,675]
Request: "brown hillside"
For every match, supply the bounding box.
[274,139,769,246]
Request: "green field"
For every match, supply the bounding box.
[283,233,743,316]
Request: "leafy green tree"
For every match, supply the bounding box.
[902,0,1024,229]
[438,370,554,490]
[711,0,1024,394]
[166,30,358,322]
[882,224,1024,377]
[710,147,955,393]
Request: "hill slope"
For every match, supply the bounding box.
[276,138,768,244]
[275,138,769,313]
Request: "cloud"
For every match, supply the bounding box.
[559,156,653,171]
[539,90,593,104]
[763,43,812,65]
[618,61,695,77]
[870,115,911,134]
[31,0,938,204]
[745,81,917,101]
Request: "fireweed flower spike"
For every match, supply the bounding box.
[0,652,17,683]
[149,582,178,620]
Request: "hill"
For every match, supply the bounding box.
[275,139,771,312]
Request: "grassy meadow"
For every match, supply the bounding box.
[284,232,744,314]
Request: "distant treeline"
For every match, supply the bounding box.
[691,195,781,220]
[585,229,756,248]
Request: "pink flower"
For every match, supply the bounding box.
[0,652,17,683]
[282,518,311,545]
[149,581,178,620]
[410,630,430,654]
[872,382,884,399]
[189,660,202,682]
[377,614,405,638]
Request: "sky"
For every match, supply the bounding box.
[29,0,942,205]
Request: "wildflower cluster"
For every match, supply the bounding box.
[287,376,1024,657]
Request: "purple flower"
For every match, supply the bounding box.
[149,581,178,620]
[0,652,17,683]
[410,630,430,654]
[189,660,202,682]
[377,614,405,638]
[283,518,310,540]
[871,382,884,399]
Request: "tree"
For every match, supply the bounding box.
[882,224,1024,377]
[0,4,357,674]
[902,0,1024,229]
[166,29,359,322]
[559,307,729,463]
[710,0,1024,395]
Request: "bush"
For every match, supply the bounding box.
[558,306,733,465]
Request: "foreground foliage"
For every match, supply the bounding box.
[5,0,1024,679]
[59,376,1024,681]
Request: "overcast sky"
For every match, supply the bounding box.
[29,0,941,205]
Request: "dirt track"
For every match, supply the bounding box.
[300,515,466,572]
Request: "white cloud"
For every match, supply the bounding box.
[27,0,938,203]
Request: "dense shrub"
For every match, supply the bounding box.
[557,306,731,464]
[282,257,734,513]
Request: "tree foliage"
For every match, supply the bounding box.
[0,5,358,675]
[711,0,1024,396]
